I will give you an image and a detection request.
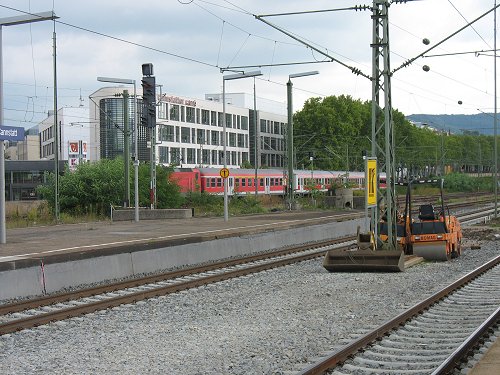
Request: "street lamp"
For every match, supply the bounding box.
[0,11,58,244]
[222,70,262,221]
[97,76,139,222]
[286,71,319,209]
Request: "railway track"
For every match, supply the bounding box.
[0,236,357,336]
[0,201,495,337]
[297,255,500,375]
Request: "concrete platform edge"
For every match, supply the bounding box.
[0,218,363,301]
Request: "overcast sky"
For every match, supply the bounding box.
[1,0,498,130]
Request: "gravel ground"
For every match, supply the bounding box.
[0,227,498,375]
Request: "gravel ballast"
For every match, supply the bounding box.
[0,228,498,375]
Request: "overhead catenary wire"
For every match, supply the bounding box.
[447,0,491,49]
[1,1,497,127]
[392,3,500,74]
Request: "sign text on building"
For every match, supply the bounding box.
[163,96,197,107]
[0,125,25,141]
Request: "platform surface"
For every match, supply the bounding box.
[468,336,500,375]
[0,210,362,264]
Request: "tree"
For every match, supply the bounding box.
[37,158,184,216]
[293,95,370,170]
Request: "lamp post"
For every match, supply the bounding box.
[494,0,498,218]
[286,71,319,209]
[97,76,139,222]
[222,70,262,221]
[0,11,58,244]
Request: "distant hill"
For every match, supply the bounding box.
[406,113,496,135]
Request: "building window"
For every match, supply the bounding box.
[260,119,266,133]
[171,147,181,164]
[186,107,196,123]
[203,149,210,164]
[201,109,210,125]
[229,133,236,147]
[271,137,277,151]
[237,133,244,147]
[159,146,169,163]
[187,148,195,164]
[226,113,232,128]
[218,112,223,127]
[170,105,180,121]
[211,150,218,164]
[197,129,205,144]
[160,125,175,142]
[158,102,168,119]
[181,106,185,122]
[181,127,190,143]
[273,121,280,134]
[211,131,219,145]
[211,111,217,126]
[241,116,248,130]
[196,108,200,124]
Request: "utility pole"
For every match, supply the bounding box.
[371,0,397,250]
[123,90,130,207]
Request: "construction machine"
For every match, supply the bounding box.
[407,180,462,261]
[323,178,462,272]
[322,226,405,272]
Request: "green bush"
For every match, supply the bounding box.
[37,158,184,217]
[443,173,491,192]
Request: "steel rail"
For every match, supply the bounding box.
[298,255,500,375]
[0,236,355,316]
[0,239,355,335]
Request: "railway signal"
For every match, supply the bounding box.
[141,75,156,128]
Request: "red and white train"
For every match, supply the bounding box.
[170,168,386,196]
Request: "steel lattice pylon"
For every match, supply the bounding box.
[371,0,397,250]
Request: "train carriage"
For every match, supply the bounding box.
[171,168,386,196]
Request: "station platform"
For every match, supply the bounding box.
[469,335,500,375]
[0,210,363,262]
[0,210,364,300]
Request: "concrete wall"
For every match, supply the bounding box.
[111,208,193,221]
[0,217,363,300]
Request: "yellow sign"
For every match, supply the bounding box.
[366,158,377,207]
[219,168,230,179]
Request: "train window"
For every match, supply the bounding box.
[241,179,246,187]
[248,178,252,187]
[235,178,240,187]
[279,178,283,185]
[211,178,216,188]
[217,178,222,187]
[260,178,264,187]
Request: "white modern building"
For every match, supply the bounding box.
[89,87,288,169]
[38,107,91,169]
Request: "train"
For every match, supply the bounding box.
[170,167,386,196]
